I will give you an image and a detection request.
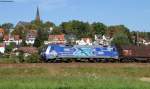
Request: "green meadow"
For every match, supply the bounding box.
[0,63,150,89]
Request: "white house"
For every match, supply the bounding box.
[44,34,66,45]
[94,35,113,46]
[26,30,37,45]
[3,35,22,45]
[138,38,150,46]
[76,38,92,45]
[0,43,5,54]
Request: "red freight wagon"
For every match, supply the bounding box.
[117,45,150,62]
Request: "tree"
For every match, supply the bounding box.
[111,33,132,46]
[33,28,48,48]
[31,20,43,30]
[51,27,62,35]
[1,23,14,34]
[147,32,150,40]
[12,26,25,39]
[107,25,133,43]
[21,39,27,47]
[92,22,107,35]
[76,22,92,38]
[33,37,42,48]
[0,38,3,43]
[18,51,24,63]
[44,21,55,28]
[60,20,93,39]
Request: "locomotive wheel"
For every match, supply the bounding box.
[101,59,109,63]
[48,60,55,63]
[67,59,73,63]
[55,59,62,63]
[120,58,128,63]
[110,59,118,63]
[88,58,96,63]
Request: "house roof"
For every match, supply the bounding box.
[16,21,30,27]
[17,47,38,54]
[81,38,92,42]
[49,34,65,40]
[14,35,20,40]
[3,35,9,41]
[3,35,21,41]
[26,30,37,38]
[0,28,4,33]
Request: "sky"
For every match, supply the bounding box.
[0,0,150,32]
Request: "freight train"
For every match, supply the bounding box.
[40,44,150,62]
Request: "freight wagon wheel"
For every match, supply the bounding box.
[131,58,136,63]
[101,59,109,63]
[148,59,150,63]
[120,58,128,63]
[126,58,134,63]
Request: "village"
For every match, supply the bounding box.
[1,1,150,89]
[1,28,150,55]
[0,7,150,56]
[0,28,113,53]
[0,7,115,55]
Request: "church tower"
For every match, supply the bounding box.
[35,6,40,21]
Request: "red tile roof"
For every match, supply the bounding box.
[49,34,65,41]
[3,35,9,41]
[0,28,4,33]
[26,30,37,38]
[82,38,92,42]
[3,35,21,41]
[14,35,20,40]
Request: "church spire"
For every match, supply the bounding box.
[35,6,40,21]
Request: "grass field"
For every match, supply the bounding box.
[0,63,150,89]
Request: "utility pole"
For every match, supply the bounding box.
[136,31,139,46]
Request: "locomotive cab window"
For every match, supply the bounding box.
[49,46,54,52]
[42,45,48,52]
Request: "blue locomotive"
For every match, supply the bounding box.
[40,44,119,62]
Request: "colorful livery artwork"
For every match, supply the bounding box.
[41,44,119,61]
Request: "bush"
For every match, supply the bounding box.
[5,42,16,53]
[25,53,40,63]
[18,51,24,63]
[17,51,41,63]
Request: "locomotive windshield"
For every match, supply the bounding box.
[42,45,48,52]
